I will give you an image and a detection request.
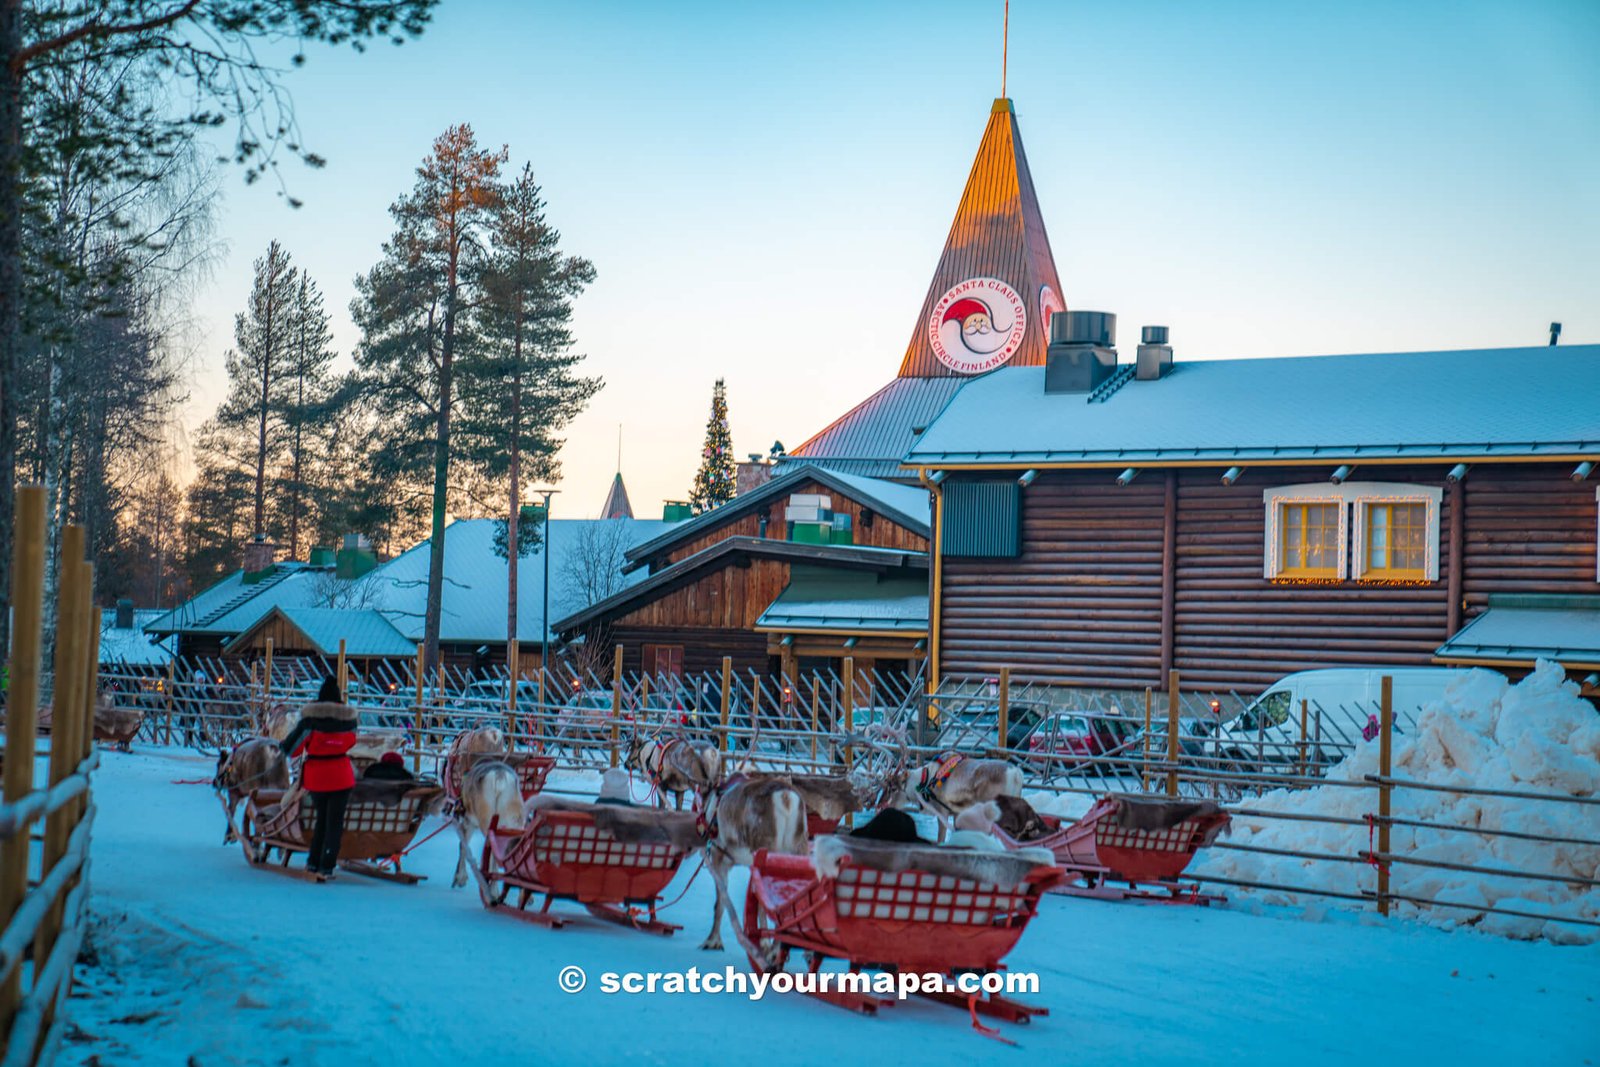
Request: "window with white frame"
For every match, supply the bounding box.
[1263,482,1441,582]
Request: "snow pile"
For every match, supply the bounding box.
[1192,661,1600,944]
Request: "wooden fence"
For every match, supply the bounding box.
[1,489,101,1066]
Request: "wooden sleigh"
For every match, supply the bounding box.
[991,794,1229,905]
[239,780,443,884]
[442,750,556,806]
[477,806,694,935]
[743,841,1061,1037]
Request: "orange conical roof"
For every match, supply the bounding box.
[897,99,1065,378]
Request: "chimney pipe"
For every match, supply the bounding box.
[1550,322,1562,346]
[1136,326,1173,381]
[115,597,135,629]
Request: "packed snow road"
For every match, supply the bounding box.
[63,748,1598,1066]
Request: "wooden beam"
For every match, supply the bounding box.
[1446,479,1464,637]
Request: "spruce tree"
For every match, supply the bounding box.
[689,378,736,513]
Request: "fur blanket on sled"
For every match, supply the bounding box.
[524,795,703,851]
[1105,794,1225,831]
[812,835,1055,890]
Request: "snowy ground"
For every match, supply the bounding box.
[62,747,1599,1067]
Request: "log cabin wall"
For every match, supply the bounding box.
[655,479,927,569]
[939,462,1599,695]
[941,474,1165,687]
[608,626,772,677]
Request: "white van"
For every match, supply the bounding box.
[1214,667,1488,763]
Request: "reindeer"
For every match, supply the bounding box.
[699,776,807,957]
[213,738,291,844]
[447,759,525,892]
[257,703,299,742]
[444,725,508,792]
[899,751,1022,840]
[625,733,722,809]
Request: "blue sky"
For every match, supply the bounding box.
[186,0,1600,520]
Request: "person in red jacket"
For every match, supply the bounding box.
[279,676,359,880]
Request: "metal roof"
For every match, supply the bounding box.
[222,606,416,658]
[1435,595,1600,669]
[101,609,175,665]
[784,377,965,478]
[622,464,930,571]
[143,563,341,637]
[557,537,928,633]
[755,568,929,635]
[906,345,1600,467]
[358,517,680,646]
[896,98,1064,378]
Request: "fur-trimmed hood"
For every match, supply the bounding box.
[298,701,359,725]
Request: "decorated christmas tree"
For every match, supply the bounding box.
[689,378,737,513]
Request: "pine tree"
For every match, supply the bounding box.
[275,272,338,560]
[354,124,506,673]
[460,162,601,661]
[689,378,736,513]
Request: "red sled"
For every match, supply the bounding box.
[478,808,690,935]
[443,750,555,805]
[743,844,1061,1039]
[992,794,1229,905]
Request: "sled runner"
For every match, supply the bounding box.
[239,780,442,883]
[991,794,1229,904]
[477,804,696,934]
[742,839,1061,1037]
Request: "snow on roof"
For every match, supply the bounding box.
[101,609,175,665]
[1435,595,1600,668]
[223,606,416,658]
[622,464,929,570]
[755,568,929,634]
[143,563,341,637]
[357,517,679,646]
[907,345,1600,467]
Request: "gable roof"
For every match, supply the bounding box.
[906,345,1600,468]
[783,377,966,480]
[143,563,343,637]
[897,99,1064,378]
[557,537,927,634]
[357,516,679,646]
[755,568,929,636]
[222,606,417,658]
[621,464,930,572]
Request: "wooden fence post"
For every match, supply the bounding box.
[536,662,547,752]
[809,680,819,765]
[996,667,1010,757]
[1378,675,1394,917]
[1142,686,1153,791]
[263,637,274,715]
[1,487,47,1028]
[718,657,732,754]
[506,638,519,743]
[412,643,425,773]
[164,657,175,746]
[842,656,855,827]
[1298,698,1309,777]
[751,677,763,759]
[34,531,87,994]
[1165,669,1180,797]
[609,645,624,769]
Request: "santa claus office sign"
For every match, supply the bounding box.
[928,277,1028,374]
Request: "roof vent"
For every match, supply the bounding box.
[114,597,135,629]
[1136,325,1173,381]
[1045,311,1117,394]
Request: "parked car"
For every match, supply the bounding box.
[1213,667,1474,763]
[1025,711,1140,762]
[933,699,1046,751]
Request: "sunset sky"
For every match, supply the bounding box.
[183,0,1600,522]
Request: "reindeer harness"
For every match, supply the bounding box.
[914,751,967,815]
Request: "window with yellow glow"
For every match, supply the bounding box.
[1363,502,1427,578]
[1279,502,1340,577]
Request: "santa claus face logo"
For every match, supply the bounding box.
[928,277,1027,374]
[1039,284,1064,335]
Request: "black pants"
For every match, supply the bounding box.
[308,788,351,873]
